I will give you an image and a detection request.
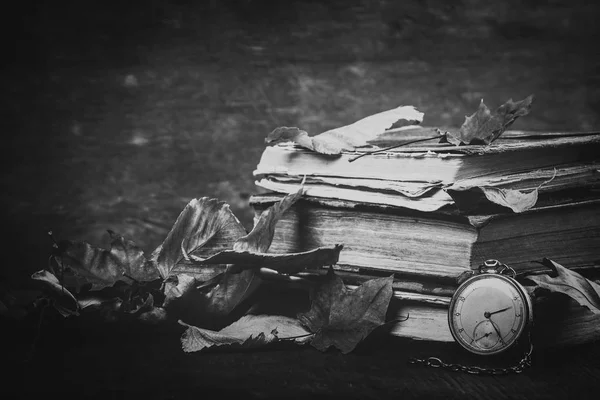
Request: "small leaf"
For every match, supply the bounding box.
[31,270,79,316]
[446,95,534,145]
[55,232,159,290]
[179,315,311,353]
[446,169,556,213]
[151,198,247,279]
[187,244,343,275]
[128,293,155,315]
[478,187,538,213]
[108,231,160,282]
[297,269,394,354]
[447,186,539,213]
[265,106,424,155]
[138,307,168,324]
[526,259,600,314]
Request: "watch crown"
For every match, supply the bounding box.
[484,259,500,268]
[478,259,502,274]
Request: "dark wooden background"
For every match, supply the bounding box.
[2,0,599,398]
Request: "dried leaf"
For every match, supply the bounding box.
[31,270,79,316]
[179,315,311,352]
[478,187,538,213]
[138,307,168,324]
[526,258,600,314]
[187,244,343,275]
[76,296,118,310]
[175,189,304,329]
[128,292,154,315]
[297,269,394,354]
[109,231,160,282]
[265,106,424,155]
[447,186,539,213]
[55,231,159,290]
[163,273,196,308]
[151,198,247,279]
[233,187,304,253]
[446,169,556,213]
[446,95,534,145]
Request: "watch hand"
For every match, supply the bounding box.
[484,306,512,319]
[488,319,504,343]
[475,332,492,342]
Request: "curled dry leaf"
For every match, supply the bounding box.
[31,270,79,317]
[54,231,159,291]
[446,169,556,213]
[526,258,600,314]
[265,106,424,155]
[179,314,311,353]
[233,187,304,253]
[446,95,534,146]
[173,188,304,329]
[298,269,394,354]
[472,186,538,213]
[150,197,247,279]
[447,186,539,213]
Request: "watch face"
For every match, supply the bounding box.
[448,274,531,355]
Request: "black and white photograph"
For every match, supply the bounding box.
[2,1,599,399]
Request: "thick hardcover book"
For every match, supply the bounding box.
[384,296,600,347]
[250,195,600,280]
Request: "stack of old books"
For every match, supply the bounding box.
[250,126,600,347]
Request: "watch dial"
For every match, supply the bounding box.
[449,274,529,355]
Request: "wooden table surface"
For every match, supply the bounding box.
[4,317,599,400]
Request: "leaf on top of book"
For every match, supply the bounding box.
[526,258,600,314]
[265,106,424,155]
[150,198,247,279]
[31,270,79,317]
[179,315,311,352]
[445,95,534,145]
[185,245,343,275]
[297,269,394,354]
[447,186,539,213]
[53,232,159,291]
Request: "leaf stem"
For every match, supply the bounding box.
[348,136,440,163]
[278,332,316,341]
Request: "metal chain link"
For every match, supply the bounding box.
[408,333,534,376]
[408,343,532,375]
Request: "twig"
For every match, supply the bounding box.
[348,136,439,163]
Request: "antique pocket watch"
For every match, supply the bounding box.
[448,259,533,355]
[410,259,534,375]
